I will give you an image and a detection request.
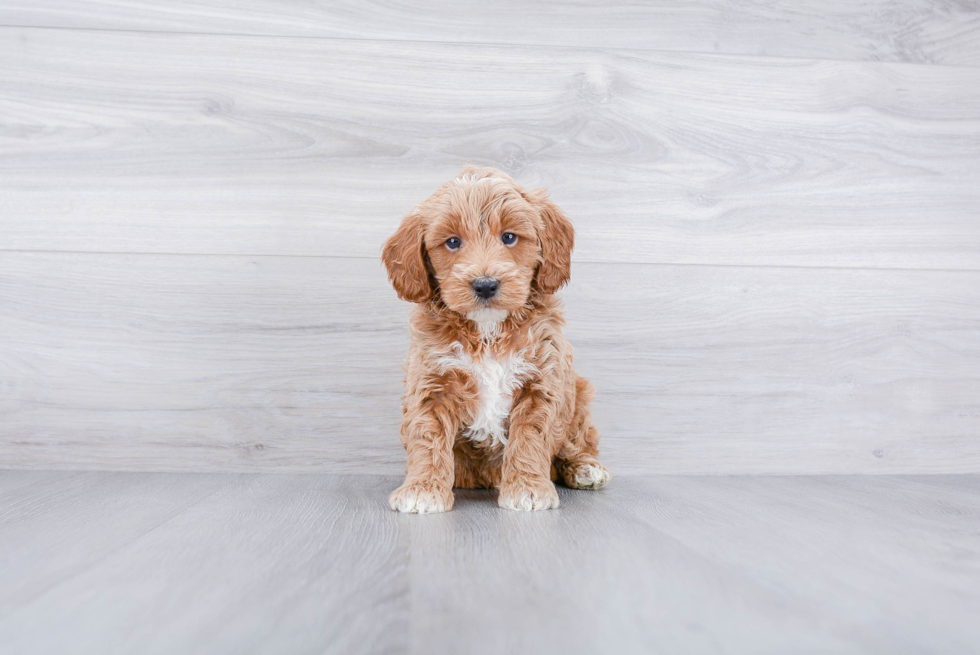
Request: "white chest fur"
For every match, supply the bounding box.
[435,342,537,446]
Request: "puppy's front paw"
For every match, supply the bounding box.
[388,482,453,514]
[498,479,560,511]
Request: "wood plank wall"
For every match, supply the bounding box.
[1,2,979,474]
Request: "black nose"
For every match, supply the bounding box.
[472,277,499,300]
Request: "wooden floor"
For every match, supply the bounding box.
[2,470,979,654]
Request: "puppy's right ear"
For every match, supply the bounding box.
[382,210,432,303]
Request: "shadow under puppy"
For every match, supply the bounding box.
[382,165,610,512]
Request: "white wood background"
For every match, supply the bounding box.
[1,2,978,474]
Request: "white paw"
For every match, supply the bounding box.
[388,484,452,514]
[498,483,560,511]
[574,464,611,490]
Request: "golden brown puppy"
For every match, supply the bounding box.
[382,165,609,513]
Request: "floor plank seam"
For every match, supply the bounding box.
[2,473,248,614]
[2,248,979,275]
[2,23,979,70]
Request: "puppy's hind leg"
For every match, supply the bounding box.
[555,376,611,490]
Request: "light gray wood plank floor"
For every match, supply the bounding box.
[1,471,978,654]
[3,253,979,475]
[2,1,979,65]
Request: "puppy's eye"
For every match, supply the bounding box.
[445,236,462,251]
[501,232,518,246]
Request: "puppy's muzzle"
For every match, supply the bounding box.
[471,276,500,301]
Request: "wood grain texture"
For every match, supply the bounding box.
[0,471,407,654]
[0,471,234,616]
[2,253,978,475]
[1,471,978,653]
[0,468,76,496]
[2,27,979,269]
[1,1,979,65]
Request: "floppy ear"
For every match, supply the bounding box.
[525,188,574,294]
[381,210,432,303]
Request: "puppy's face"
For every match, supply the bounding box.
[425,176,539,318]
[382,167,574,316]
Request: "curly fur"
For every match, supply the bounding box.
[382,165,610,513]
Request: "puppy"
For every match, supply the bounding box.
[382,165,610,513]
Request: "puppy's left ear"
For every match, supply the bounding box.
[525,188,574,294]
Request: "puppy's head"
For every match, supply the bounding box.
[382,166,574,319]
